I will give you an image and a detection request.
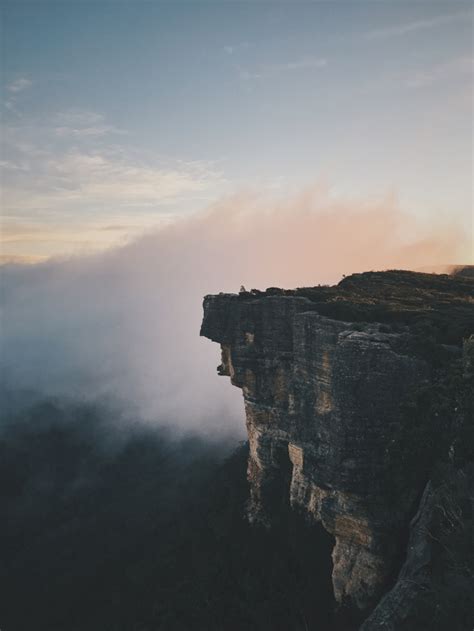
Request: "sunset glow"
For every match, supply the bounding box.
[1,1,472,263]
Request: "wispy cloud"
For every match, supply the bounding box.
[54,125,125,138]
[366,10,471,40]
[0,254,47,265]
[3,149,224,212]
[55,110,105,126]
[404,55,473,89]
[52,109,126,138]
[6,77,33,93]
[273,58,327,72]
[239,56,327,80]
[3,77,33,113]
[0,214,176,258]
[0,159,29,172]
[223,41,250,55]
[1,109,227,256]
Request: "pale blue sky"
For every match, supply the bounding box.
[1,1,472,259]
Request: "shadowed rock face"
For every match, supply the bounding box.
[200,271,474,616]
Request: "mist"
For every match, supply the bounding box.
[0,188,464,435]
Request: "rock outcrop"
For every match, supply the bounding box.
[201,271,474,623]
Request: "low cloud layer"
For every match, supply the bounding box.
[0,189,465,435]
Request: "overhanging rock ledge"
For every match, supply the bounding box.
[200,270,474,619]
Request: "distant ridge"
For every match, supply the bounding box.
[414,263,473,276]
[451,264,474,278]
[0,254,47,266]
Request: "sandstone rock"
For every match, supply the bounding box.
[200,270,474,621]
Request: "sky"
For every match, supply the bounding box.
[1,0,472,263]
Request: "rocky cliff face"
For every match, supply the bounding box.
[200,271,474,623]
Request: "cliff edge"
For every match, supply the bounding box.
[201,270,473,628]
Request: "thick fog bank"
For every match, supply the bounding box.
[0,189,463,434]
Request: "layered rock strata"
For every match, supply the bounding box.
[200,271,473,616]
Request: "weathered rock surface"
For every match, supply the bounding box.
[359,481,434,630]
[200,270,474,623]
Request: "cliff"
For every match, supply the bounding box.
[201,270,474,627]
